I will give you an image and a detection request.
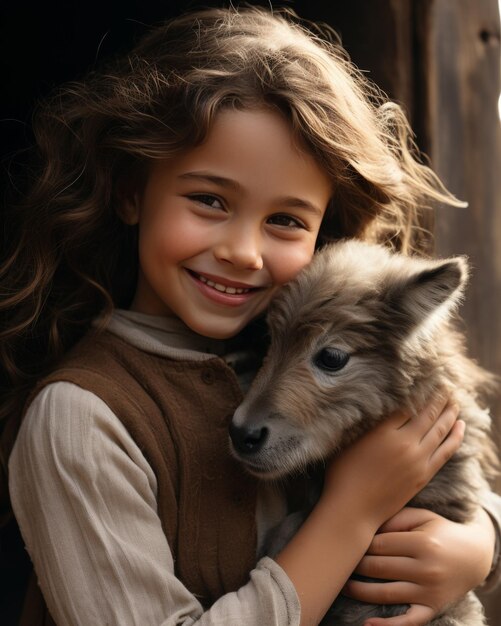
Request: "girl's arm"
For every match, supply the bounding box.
[342,504,500,626]
[275,396,463,626]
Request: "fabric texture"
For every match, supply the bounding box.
[30,330,259,605]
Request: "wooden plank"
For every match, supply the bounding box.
[414,0,501,620]
[416,0,501,459]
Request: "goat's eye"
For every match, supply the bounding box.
[314,348,350,372]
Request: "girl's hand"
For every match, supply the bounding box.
[343,506,497,626]
[275,396,463,626]
[321,395,463,532]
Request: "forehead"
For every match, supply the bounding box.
[161,108,333,201]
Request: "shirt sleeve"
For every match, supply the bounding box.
[480,488,501,592]
[8,382,300,626]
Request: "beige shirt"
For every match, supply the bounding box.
[9,310,501,626]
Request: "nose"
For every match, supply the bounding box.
[229,422,269,455]
[213,226,263,270]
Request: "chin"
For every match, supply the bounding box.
[185,318,248,340]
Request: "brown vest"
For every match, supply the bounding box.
[18,330,258,624]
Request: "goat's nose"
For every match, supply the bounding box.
[229,422,269,454]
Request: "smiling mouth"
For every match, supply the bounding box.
[188,270,257,295]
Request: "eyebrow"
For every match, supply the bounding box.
[178,170,325,215]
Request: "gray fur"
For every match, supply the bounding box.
[230,240,498,626]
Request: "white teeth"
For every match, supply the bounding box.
[196,273,250,294]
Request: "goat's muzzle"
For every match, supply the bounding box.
[229,422,269,455]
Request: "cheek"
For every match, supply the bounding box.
[269,244,316,286]
[139,212,207,264]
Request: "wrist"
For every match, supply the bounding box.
[275,494,377,626]
[472,507,498,585]
[318,486,382,537]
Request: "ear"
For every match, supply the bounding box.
[386,257,468,332]
[118,192,141,225]
[114,167,146,226]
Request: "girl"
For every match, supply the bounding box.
[1,6,500,626]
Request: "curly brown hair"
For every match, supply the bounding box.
[0,6,462,470]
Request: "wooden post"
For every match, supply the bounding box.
[415,0,501,426]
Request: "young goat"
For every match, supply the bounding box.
[230,239,498,626]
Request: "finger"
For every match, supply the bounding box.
[428,419,464,470]
[342,579,418,605]
[401,393,449,436]
[364,603,435,626]
[384,408,413,430]
[354,555,416,581]
[378,507,438,533]
[420,402,459,446]
[366,531,424,557]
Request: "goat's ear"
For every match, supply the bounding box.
[386,257,468,333]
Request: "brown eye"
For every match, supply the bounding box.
[314,348,349,372]
[268,214,305,229]
[189,194,224,209]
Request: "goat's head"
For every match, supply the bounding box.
[230,240,468,478]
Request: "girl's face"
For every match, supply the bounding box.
[124,108,332,339]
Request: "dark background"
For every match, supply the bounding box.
[0,1,350,166]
